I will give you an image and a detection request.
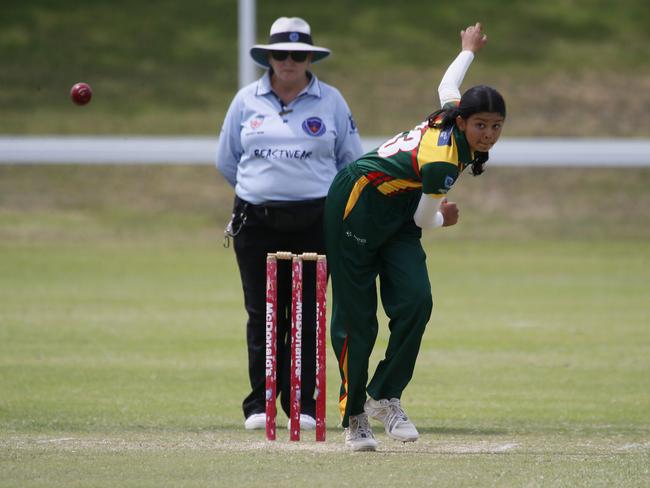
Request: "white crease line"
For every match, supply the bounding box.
[617,442,650,451]
[35,437,76,444]
[437,442,519,454]
[492,442,519,452]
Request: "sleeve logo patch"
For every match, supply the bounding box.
[302,117,326,137]
[444,175,455,188]
[437,127,453,147]
[348,114,358,132]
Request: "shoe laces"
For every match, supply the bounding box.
[388,398,409,421]
[349,414,373,439]
[372,398,408,422]
[379,398,410,434]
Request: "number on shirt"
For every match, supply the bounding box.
[377,122,426,158]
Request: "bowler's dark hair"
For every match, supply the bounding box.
[427,85,506,176]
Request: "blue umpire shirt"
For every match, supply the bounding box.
[215,71,364,204]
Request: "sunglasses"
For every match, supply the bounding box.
[270,50,310,62]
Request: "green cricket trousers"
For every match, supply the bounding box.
[324,163,433,427]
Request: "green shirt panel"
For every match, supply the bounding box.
[421,162,460,196]
[352,121,473,196]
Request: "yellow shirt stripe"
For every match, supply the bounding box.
[375,178,422,195]
[343,175,370,219]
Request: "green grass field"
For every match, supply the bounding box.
[1,166,649,486]
[2,1,649,484]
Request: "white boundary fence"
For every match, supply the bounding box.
[1,136,649,166]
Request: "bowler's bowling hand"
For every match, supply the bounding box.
[461,22,487,54]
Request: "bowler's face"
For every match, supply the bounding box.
[456,112,505,153]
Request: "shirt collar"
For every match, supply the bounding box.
[255,70,322,98]
[453,126,474,165]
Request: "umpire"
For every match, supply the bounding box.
[215,17,363,430]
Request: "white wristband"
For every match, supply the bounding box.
[434,211,444,228]
[414,194,445,229]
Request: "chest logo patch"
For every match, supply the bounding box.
[302,117,326,137]
[250,115,265,130]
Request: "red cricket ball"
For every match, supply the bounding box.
[70,82,92,105]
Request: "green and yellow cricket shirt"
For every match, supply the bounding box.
[342,119,474,219]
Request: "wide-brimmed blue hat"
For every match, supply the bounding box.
[250,17,331,68]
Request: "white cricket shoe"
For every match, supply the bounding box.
[344,413,378,451]
[244,413,266,430]
[286,414,317,431]
[364,398,419,442]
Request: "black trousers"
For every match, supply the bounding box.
[232,196,326,419]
